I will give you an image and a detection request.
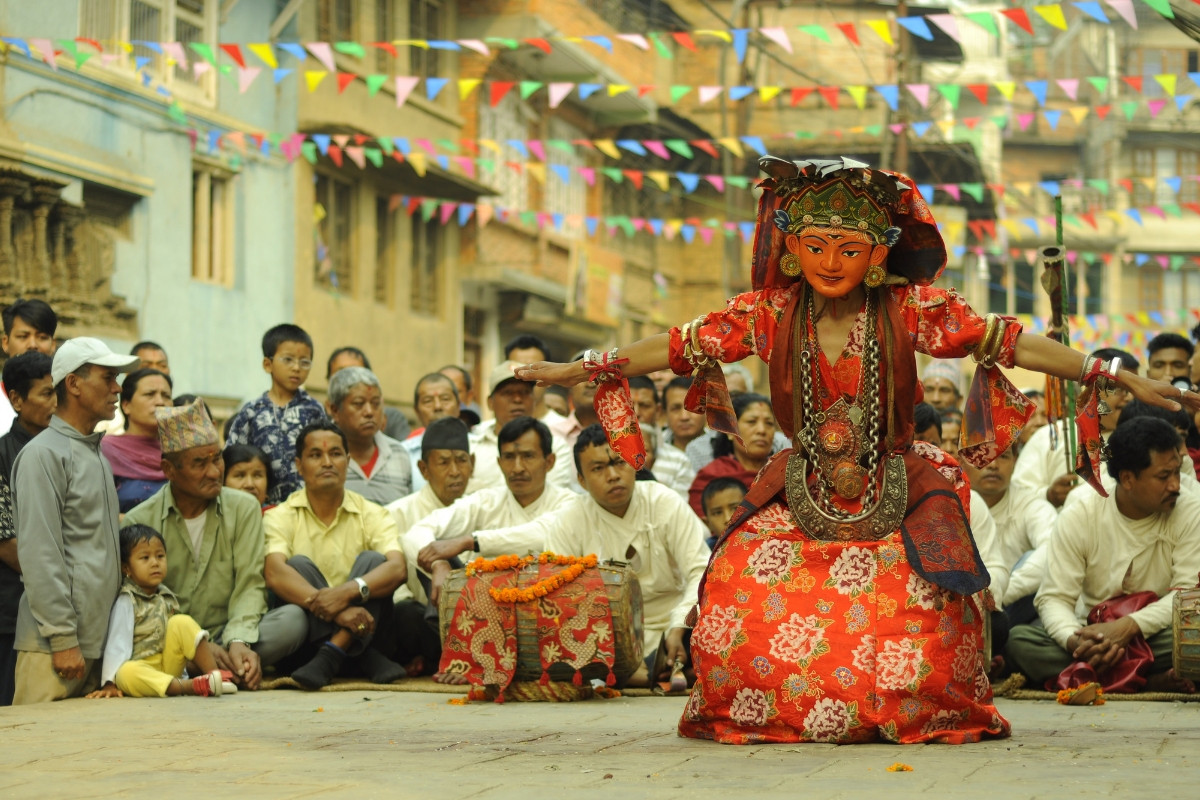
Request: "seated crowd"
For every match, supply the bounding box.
[1,300,1198,706]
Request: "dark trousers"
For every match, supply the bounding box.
[1006,620,1175,686]
[1004,593,1039,627]
[388,600,442,668]
[0,633,14,706]
[286,552,393,658]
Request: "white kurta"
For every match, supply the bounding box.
[649,443,697,501]
[541,481,712,654]
[405,483,576,560]
[386,484,451,604]
[464,420,577,495]
[969,490,1008,609]
[986,486,1059,605]
[1035,487,1200,649]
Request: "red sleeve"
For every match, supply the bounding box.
[894,285,1022,368]
[667,285,798,376]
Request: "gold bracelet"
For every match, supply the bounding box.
[680,317,716,373]
[972,313,1006,369]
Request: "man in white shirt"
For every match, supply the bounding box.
[963,444,1058,625]
[400,372,461,494]
[1012,348,1138,508]
[387,417,473,604]
[466,361,574,494]
[1006,417,1200,691]
[415,416,576,603]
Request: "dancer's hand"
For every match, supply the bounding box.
[514,360,587,389]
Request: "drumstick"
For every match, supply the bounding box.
[669,657,687,692]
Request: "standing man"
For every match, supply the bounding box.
[326,346,410,441]
[11,338,138,703]
[0,299,58,434]
[325,367,412,506]
[439,364,481,427]
[401,372,461,493]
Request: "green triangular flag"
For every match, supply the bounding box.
[366,74,387,96]
[1087,76,1109,95]
[619,217,635,237]
[935,84,961,109]
[960,182,984,202]
[798,25,832,43]
[1171,254,1186,270]
[519,81,542,99]
[166,101,187,125]
[965,12,998,36]
[670,85,691,103]
[478,158,495,171]
[1064,214,1082,228]
[228,155,242,170]
[436,138,458,152]
[650,33,673,59]
[365,148,383,168]
[519,210,537,226]
[333,41,366,58]
[1121,101,1138,120]
[601,167,624,183]
[219,64,233,75]
[268,133,283,148]
[72,51,93,70]
[421,199,438,221]
[486,37,519,49]
[301,141,318,164]
[1139,0,1175,18]
[188,42,217,65]
[549,140,574,155]
[1163,203,1183,218]
[725,176,750,189]
[990,115,1008,128]
[376,137,394,154]
[865,124,882,136]
[1087,178,1109,194]
[665,139,693,158]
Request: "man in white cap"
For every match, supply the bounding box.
[11,337,138,703]
[465,360,574,494]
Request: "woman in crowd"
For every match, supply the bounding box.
[687,392,775,516]
[518,156,1197,745]
[102,368,172,513]
[222,443,273,509]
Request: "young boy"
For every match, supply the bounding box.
[700,477,747,550]
[88,525,235,698]
[226,324,326,505]
[0,350,55,705]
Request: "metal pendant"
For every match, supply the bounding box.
[785,453,908,542]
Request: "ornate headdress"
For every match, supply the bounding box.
[751,156,947,291]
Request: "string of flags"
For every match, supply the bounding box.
[0,0,1179,70]
[5,35,1196,113]
[1020,309,1200,353]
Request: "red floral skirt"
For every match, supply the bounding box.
[678,499,1010,745]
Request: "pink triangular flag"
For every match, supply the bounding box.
[1017,112,1036,130]
[644,141,670,159]
[698,86,723,104]
[889,123,905,134]
[305,42,337,72]
[457,39,489,55]
[394,76,419,107]
[548,82,574,109]
[700,227,715,245]
[941,184,961,200]
[192,61,212,77]
[332,134,351,148]
[100,53,121,67]
[579,167,596,186]
[344,146,365,169]
[440,203,458,224]
[705,175,725,191]
[477,204,494,227]
[615,34,650,50]
[926,14,961,42]
[237,67,261,93]
[452,156,475,178]
[162,42,188,69]
[1148,98,1168,117]
[28,38,57,70]
[528,140,546,161]
[906,83,931,108]
[1056,78,1079,100]
[1105,0,1138,28]
[759,27,794,54]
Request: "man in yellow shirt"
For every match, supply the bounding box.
[264,421,408,690]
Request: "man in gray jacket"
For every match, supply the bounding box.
[12,338,138,703]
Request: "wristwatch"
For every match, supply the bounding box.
[354,577,370,604]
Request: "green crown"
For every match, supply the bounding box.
[773,180,897,245]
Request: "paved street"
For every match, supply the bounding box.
[0,685,1196,799]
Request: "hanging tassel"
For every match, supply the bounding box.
[606,667,616,687]
[572,668,583,686]
[494,689,505,704]
[540,669,551,686]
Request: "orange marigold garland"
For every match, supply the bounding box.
[465,552,599,604]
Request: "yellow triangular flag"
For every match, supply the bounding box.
[717,137,744,158]
[1104,210,1124,223]
[304,71,328,92]
[943,221,964,240]
[526,162,546,184]
[1013,181,1032,195]
[458,78,481,100]
[1140,177,1156,190]
[848,125,865,134]
[1033,5,1068,30]
[993,81,1015,101]
[863,20,893,46]
[593,140,621,160]
[479,139,502,154]
[647,171,671,191]
[247,43,277,68]
[608,84,630,97]
[759,86,782,103]
[118,41,133,53]
[1068,106,1090,124]
[1155,74,1177,96]
[937,119,955,135]
[1000,219,1025,237]
[408,151,427,177]
[846,85,868,109]
[696,29,733,43]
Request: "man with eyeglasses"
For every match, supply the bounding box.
[1011,348,1138,509]
[227,324,328,506]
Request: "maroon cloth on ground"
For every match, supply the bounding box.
[1052,590,1159,693]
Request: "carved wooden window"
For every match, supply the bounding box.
[191,164,234,285]
[374,195,395,306]
[410,214,440,315]
[314,172,355,295]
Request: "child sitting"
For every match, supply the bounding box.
[225,324,326,505]
[87,525,235,698]
[223,443,273,509]
[700,477,748,550]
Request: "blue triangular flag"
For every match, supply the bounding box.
[917,184,934,200]
[1126,208,1143,225]
[550,164,570,183]
[436,155,449,170]
[728,86,755,101]
[911,121,931,137]
[208,129,221,153]
[582,36,613,53]
[1038,180,1060,196]
[1135,253,1149,266]
[740,136,766,155]
[649,219,664,236]
[425,77,449,100]
[732,28,749,63]
[506,139,528,158]
[392,138,410,155]
[1165,176,1182,194]
[740,222,756,242]
[1176,94,1192,111]
[312,134,331,155]
[875,85,900,111]
[551,212,564,230]
[616,140,647,155]
[277,43,307,61]
[680,224,696,243]
[578,83,602,99]
[273,68,293,83]
[676,173,700,193]
[458,204,474,225]
[585,217,599,237]
[135,55,152,71]
[1026,80,1048,107]
[896,16,934,41]
[427,40,461,51]
[1043,110,1062,129]
[1072,1,1109,22]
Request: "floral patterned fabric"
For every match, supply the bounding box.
[679,500,1008,744]
[225,389,328,506]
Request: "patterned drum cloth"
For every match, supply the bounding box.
[679,499,1010,745]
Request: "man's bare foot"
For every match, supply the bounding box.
[432,670,468,685]
[1145,669,1197,694]
[623,664,651,688]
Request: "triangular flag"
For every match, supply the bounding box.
[245,43,277,68]
[1155,74,1177,96]
[1057,78,1080,100]
[1034,5,1069,29]
[835,23,860,45]
[967,84,989,104]
[272,68,292,83]
[846,85,868,109]
[1026,80,1049,106]
[863,20,894,45]
[993,81,1016,101]
[426,77,449,100]
[457,78,481,100]
[896,16,935,41]
[616,33,650,50]
[1177,94,1193,111]
[798,25,832,43]
[237,67,260,93]
[334,42,366,59]
[394,76,419,107]
[490,81,514,106]
[759,27,794,53]
[578,83,602,99]
[1073,1,1110,23]
[1043,109,1063,129]
[344,146,365,169]
[1000,8,1035,34]
[1122,75,1144,93]
[1017,112,1036,131]
[698,86,723,104]
[1106,0,1139,28]
[220,43,246,68]
[964,12,999,36]
[519,81,542,99]
[366,74,387,96]
[1138,0,1173,19]
[1069,105,1090,123]
[758,86,782,103]
[672,32,697,51]
[548,82,573,108]
[790,87,814,106]
[926,14,961,42]
[1148,98,1168,117]
[906,84,931,108]
[1094,104,1112,119]
[336,72,355,93]
[608,84,632,97]
[304,71,327,92]
[717,137,744,157]
[911,122,932,138]
[935,84,961,108]
[666,140,694,158]
[731,28,750,63]
[305,42,336,71]
[1121,100,1138,119]
[818,86,840,108]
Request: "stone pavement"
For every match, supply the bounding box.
[0,689,1196,799]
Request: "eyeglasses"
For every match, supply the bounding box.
[274,356,313,370]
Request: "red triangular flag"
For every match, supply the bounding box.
[1080,212,1098,230]
[328,144,343,167]
[999,8,1034,35]
[790,87,814,106]
[336,72,355,93]
[672,32,697,51]
[1094,104,1111,120]
[1121,76,1144,93]
[523,38,552,53]
[1118,179,1134,194]
[638,85,654,97]
[980,220,996,239]
[962,117,980,129]
[817,86,840,109]
[836,23,860,45]
[691,140,719,157]
[220,44,246,68]
[967,84,989,104]
[1184,202,1200,216]
[490,81,515,107]
[623,170,644,190]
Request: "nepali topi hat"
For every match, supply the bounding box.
[156,398,219,454]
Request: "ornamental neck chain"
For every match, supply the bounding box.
[794,285,887,517]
